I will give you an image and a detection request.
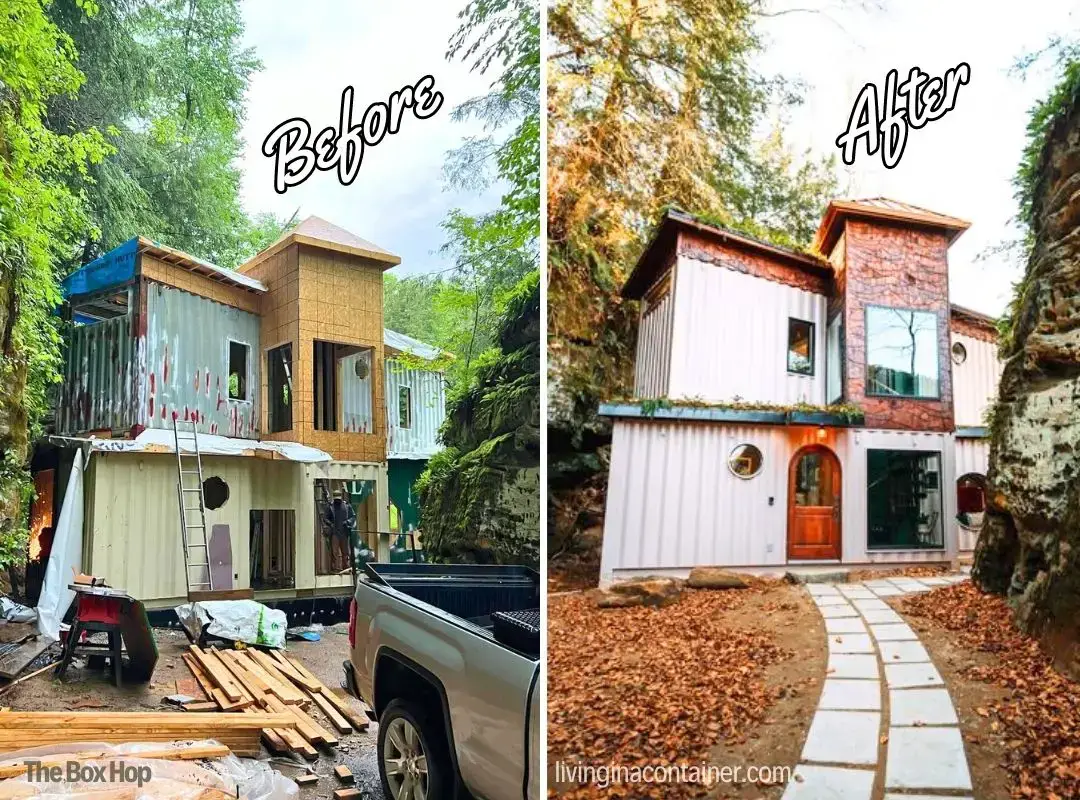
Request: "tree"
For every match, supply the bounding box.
[45,0,276,270]
[547,0,836,555]
[414,0,541,564]
[0,0,108,570]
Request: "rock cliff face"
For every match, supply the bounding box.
[973,97,1080,679]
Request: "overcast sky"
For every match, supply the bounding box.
[757,0,1080,316]
[237,0,498,277]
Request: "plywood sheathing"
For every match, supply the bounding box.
[141,255,261,315]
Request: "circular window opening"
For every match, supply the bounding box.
[728,444,764,479]
[951,342,967,365]
[956,473,986,530]
[203,476,230,510]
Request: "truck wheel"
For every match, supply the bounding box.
[378,699,453,800]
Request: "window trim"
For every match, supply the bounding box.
[398,385,412,430]
[951,341,967,365]
[825,313,843,404]
[864,304,942,401]
[786,317,816,376]
[227,339,252,404]
[865,448,946,552]
[727,443,765,480]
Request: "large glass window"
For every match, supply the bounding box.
[867,450,943,549]
[826,315,842,403]
[787,318,814,375]
[866,306,939,398]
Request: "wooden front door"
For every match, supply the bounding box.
[788,446,842,560]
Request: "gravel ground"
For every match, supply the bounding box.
[1,622,385,800]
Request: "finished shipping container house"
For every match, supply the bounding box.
[599,199,1004,586]
[39,217,413,609]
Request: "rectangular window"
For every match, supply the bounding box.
[866,306,939,398]
[313,340,340,431]
[787,318,814,375]
[398,386,412,429]
[268,343,293,433]
[867,450,944,550]
[228,341,250,401]
[826,315,842,403]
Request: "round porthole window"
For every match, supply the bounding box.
[728,444,764,479]
[956,473,986,531]
[951,342,967,365]
[202,476,230,510]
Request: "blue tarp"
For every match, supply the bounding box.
[61,237,139,298]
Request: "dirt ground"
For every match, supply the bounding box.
[0,623,384,800]
[706,585,826,799]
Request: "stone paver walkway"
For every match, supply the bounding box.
[782,574,973,800]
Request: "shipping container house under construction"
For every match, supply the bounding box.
[38,218,429,609]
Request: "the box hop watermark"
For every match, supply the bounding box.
[24,760,153,787]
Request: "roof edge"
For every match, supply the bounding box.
[815,199,972,254]
[240,231,402,275]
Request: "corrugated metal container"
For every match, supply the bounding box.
[60,314,136,434]
[668,256,828,404]
[633,285,673,398]
[340,349,374,434]
[600,420,957,584]
[955,437,990,552]
[951,332,1002,427]
[84,452,304,607]
[141,283,262,438]
[385,360,446,459]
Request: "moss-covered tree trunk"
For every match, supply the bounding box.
[973,93,1080,679]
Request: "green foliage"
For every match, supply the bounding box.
[45,0,276,269]
[620,396,865,423]
[0,0,109,567]
[416,272,539,566]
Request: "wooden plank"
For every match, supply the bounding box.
[261,649,320,692]
[0,743,231,779]
[239,651,307,705]
[182,653,217,698]
[333,765,353,784]
[204,649,254,703]
[263,695,336,747]
[188,646,243,702]
[333,789,361,800]
[216,650,270,699]
[294,774,319,786]
[187,588,254,602]
[182,701,219,712]
[282,655,369,730]
[0,637,50,680]
[0,712,296,728]
[309,692,353,735]
[211,687,253,711]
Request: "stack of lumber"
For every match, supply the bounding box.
[0,743,231,779]
[0,712,295,757]
[181,646,369,761]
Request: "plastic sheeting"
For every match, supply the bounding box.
[50,428,332,463]
[0,740,298,800]
[176,600,287,649]
[36,449,85,642]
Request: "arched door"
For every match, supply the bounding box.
[788,445,842,560]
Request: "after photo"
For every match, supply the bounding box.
[547,1,1080,798]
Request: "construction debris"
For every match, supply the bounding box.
[0,711,296,757]
[179,645,370,761]
[333,765,353,784]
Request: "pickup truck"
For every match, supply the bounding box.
[343,563,541,800]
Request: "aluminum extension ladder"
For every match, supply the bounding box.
[173,418,213,595]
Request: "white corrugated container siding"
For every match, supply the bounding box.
[955,437,990,553]
[600,421,958,584]
[339,349,374,434]
[633,278,674,398]
[667,256,828,404]
[385,360,446,459]
[951,332,1002,427]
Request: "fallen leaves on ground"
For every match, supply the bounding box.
[900,582,1080,799]
[548,589,791,799]
[847,564,949,582]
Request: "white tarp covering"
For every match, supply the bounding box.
[175,600,287,649]
[37,448,85,641]
[50,428,331,462]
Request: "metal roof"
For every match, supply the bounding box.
[384,328,448,361]
[49,428,332,462]
[815,197,971,253]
